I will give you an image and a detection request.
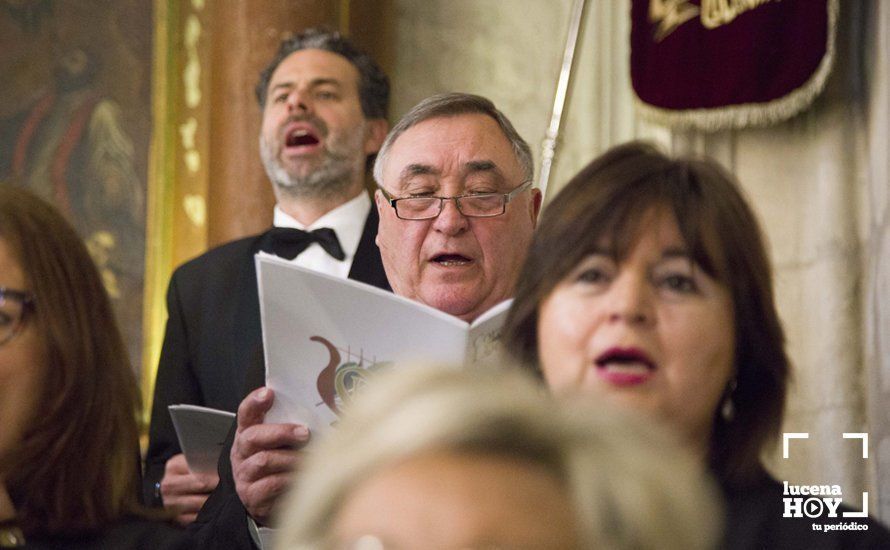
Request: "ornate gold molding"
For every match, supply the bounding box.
[142,0,210,429]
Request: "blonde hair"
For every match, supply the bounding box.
[274,365,722,550]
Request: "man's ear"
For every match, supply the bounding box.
[529,188,543,226]
[364,118,389,155]
[373,189,385,246]
[373,188,385,210]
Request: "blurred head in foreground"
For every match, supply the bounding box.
[274,365,721,550]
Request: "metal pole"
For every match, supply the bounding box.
[538,0,588,200]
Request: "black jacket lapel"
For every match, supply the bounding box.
[235,233,268,394]
[348,207,391,291]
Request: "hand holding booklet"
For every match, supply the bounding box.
[257,254,510,435]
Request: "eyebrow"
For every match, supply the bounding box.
[466,159,497,173]
[269,78,344,94]
[397,159,504,183]
[587,245,693,260]
[399,164,437,179]
[661,246,693,259]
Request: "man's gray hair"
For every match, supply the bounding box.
[373,93,534,185]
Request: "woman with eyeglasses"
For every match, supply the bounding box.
[0,186,187,548]
[502,142,890,549]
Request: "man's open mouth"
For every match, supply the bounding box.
[431,254,473,267]
[285,128,320,147]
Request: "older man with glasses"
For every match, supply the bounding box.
[373,92,541,323]
[192,93,541,549]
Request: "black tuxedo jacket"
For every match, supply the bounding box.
[143,208,389,504]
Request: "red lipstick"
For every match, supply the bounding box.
[594,347,655,386]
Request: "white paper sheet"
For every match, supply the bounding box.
[168,404,236,474]
[256,254,510,435]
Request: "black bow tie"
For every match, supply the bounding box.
[262,227,346,261]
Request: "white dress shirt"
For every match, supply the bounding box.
[271,191,371,278]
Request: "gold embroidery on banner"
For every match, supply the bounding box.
[649,0,782,41]
[700,0,779,29]
[649,0,699,42]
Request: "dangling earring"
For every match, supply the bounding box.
[721,379,737,422]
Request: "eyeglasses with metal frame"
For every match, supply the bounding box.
[0,287,33,346]
[378,180,534,221]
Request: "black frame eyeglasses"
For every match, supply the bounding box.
[379,181,533,221]
[0,287,34,346]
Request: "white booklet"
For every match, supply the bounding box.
[256,254,510,435]
[168,404,236,474]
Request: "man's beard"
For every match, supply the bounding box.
[259,127,364,201]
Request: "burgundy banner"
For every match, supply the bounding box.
[631,0,836,130]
